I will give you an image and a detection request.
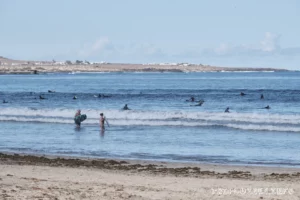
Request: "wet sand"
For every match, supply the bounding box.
[0,153,299,199]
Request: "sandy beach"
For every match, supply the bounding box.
[0,153,299,200]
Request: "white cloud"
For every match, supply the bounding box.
[202,32,289,57]
[75,38,167,62]
[78,37,115,57]
[51,33,300,69]
[260,32,280,52]
[91,37,111,52]
[214,43,231,55]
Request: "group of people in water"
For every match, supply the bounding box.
[74,109,109,130]
[2,89,271,129]
[186,92,270,113]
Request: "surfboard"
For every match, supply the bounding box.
[74,114,87,124]
[105,118,110,127]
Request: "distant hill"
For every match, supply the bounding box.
[0,56,44,65]
[0,56,289,73]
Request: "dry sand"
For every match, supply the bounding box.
[0,153,299,199]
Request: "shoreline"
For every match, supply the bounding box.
[1,152,300,199]
[1,151,300,171]
[0,63,289,74]
[1,153,300,180]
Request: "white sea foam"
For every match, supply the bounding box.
[0,107,300,132]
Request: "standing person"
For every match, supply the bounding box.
[74,110,81,127]
[99,113,109,130]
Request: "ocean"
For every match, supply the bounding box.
[1,71,300,167]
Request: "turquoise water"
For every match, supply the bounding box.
[0,72,300,166]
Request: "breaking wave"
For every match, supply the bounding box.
[1,107,300,132]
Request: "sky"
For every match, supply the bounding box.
[0,0,300,70]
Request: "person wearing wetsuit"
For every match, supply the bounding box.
[123,104,130,110]
[74,110,81,127]
[225,107,230,113]
[186,97,195,102]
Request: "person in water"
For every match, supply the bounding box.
[99,113,109,130]
[98,94,112,98]
[261,94,264,99]
[225,107,230,113]
[73,96,77,100]
[186,97,195,102]
[74,110,81,127]
[123,104,130,110]
[39,95,45,99]
[3,100,8,103]
[191,100,204,106]
[240,92,246,96]
[264,105,270,109]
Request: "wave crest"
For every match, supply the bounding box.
[1,107,300,132]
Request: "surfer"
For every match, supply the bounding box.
[240,92,246,96]
[96,94,111,98]
[186,97,195,102]
[123,104,130,110]
[48,90,55,93]
[225,107,230,113]
[191,100,204,106]
[261,94,264,99]
[73,96,77,100]
[100,113,109,130]
[74,110,81,127]
[74,109,87,128]
[264,105,270,109]
[39,95,45,100]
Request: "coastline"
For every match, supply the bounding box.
[1,153,299,199]
[0,63,288,74]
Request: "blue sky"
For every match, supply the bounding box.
[1,0,300,69]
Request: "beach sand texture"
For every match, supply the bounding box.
[0,154,299,200]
